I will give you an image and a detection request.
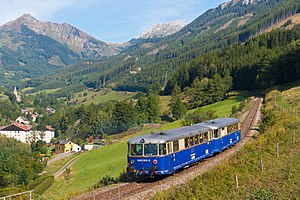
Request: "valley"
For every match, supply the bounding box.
[0,0,299,199]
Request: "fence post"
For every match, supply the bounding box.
[260,157,264,172]
[276,143,279,157]
[235,174,239,189]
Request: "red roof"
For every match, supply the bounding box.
[12,122,31,131]
[46,125,55,131]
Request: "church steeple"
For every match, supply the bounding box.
[14,86,18,96]
[13,86,21,102]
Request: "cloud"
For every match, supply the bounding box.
[0,0,99,25]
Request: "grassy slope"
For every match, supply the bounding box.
[71,89,136,106]
[43,96,245,199]
[155,88,300,199]
[189,96,245,117]
[159,96,171,114]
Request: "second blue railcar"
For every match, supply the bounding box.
[127,118,240,176]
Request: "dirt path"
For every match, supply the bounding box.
[53,155,81,177]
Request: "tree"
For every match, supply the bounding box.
[111,101,136,133]
[171,97,187,120]
[147,93,160,123]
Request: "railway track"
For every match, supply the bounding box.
[74,97,262,200]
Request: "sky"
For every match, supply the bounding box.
[0,0,227,43]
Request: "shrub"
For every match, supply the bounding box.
[0,188,22,197]
[26,176,54,195]
[33,176,54,195]
[92,175,118,190]
[183,109,217,126]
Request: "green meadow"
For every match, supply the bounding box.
[43,96,246,199]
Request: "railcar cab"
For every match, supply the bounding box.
[199,118,240,153]
[127,134,171,176]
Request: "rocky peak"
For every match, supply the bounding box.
[0,14,119,57]
[242,0,261,5]
[139,21,186,39]
[0,13,39,32]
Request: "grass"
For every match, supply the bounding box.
[71,89,136,106]
[188,96,246,117]
[29,88,62,95]
[44,153,80,176]
[42,95,246,199]
[159,96,171,114]
[154,89,300,199]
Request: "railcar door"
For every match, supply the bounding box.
[212,129,221,153]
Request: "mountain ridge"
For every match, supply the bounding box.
[0,14,119,57]
[138,21,186,39]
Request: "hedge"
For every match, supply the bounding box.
[26,175,54,195]
[0,188,22,197]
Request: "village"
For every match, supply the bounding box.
[0,87,103,157]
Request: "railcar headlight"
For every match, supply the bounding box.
[130,160,134,164]
[153,159,157,165]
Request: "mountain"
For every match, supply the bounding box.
[10,0,300,97]
[138,21,186,39]
[0,14,119,57]
[0,14,123,84]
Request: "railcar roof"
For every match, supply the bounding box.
[197,118,239,129]
[128,124,210,144]
[128,118,239,144]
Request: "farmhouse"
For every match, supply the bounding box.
[0,122,55,143]
[55,140,81,154]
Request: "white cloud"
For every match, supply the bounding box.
[0,0,99,25]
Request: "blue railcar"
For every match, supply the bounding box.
[127,118,240,176]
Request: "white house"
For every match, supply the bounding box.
[0,122,55,143]
[16,116,30,125]
[72,143,82,152]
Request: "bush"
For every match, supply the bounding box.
[183,109,217,126]
[92,175,118,190]
[92,170,128,190]
[26,176,54,195]
[0,188,22,197]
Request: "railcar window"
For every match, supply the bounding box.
[204,132,209,142]
[185,138,189,148]
[173,140,179,152]
[213,129,219,138]
[159,143,167,155]
[199,133,204,143]
[195,135,199,145]
[144,144,157,156]
[228,123,239,133]
[189,136,195,146]
[130,144,143,156]
[168,143,172,153]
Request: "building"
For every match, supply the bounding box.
[16,116,30,125]
[0,122,55,143]
[55,140,81,154]
[46,107,56,114]
[13,87,21,102]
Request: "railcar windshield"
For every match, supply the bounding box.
[130,144,143,156]
[144,143,157,156]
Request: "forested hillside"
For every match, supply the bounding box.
[164,25,300,108]
[21,0,300,97]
